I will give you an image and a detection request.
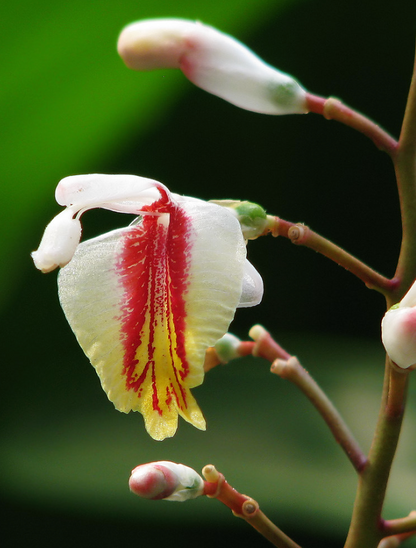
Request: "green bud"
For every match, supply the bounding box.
[210,199,268,239]
[214,332,241,363]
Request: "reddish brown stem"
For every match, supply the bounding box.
[306,94,398,157]
[202,465,301,548]
[382,511,416,536]
[270,217,397,296]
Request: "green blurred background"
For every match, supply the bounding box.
[2,0,416,546]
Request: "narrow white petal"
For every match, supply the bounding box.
[55,173,169,213]
[238,259,264,307]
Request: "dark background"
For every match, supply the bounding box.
[2,0,416,546]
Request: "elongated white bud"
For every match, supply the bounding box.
[118,18,307,115]
[129,461,204,501]
[31,208,81,273]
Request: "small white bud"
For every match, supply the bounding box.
[129,461,204,502]
[31,208,81,273]
[118,18,307,115]
[382,304,416,369]
[382,280,416,369]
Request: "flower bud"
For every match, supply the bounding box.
[382,280,416,369]
[118,18,307,115]
[31,208,81,273]
[214,333,242,363]
[129,461,204,501]
[210,200,269,239]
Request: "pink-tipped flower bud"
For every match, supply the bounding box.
[117,18,307,115]
[129,461,204,501]
[382,280,416,369]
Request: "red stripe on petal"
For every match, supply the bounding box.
[116,202,194,417]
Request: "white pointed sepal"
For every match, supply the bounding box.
[117,18,307,115]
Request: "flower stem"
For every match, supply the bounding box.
[306,94,398,158]
[343,44,416,548]
[343,364,409,548]
[271,356,367,473]
[269,217,397,296]
[382,511,416,536]
[392,45,416,301]
[202,465,301,548]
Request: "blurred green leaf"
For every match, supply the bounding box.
[0,0,303,309]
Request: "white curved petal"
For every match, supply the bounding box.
[31,208,81,273]
[55,173,169,213]
[237,259,264,307]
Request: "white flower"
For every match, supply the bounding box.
[32,173,263,439]
[382,280,416,369]
[117,18,307,115]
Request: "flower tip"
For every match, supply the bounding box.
[31,250,59,273]
[117,19,187,71]
[129,462,204,502]
[32,210,81,273]
[129,463,178,500]
[249,324,267,341]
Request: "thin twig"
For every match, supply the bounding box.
[271,356,367,473]
[306,94,398,158]
[203,465,301,548]
[268,217,397,296]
